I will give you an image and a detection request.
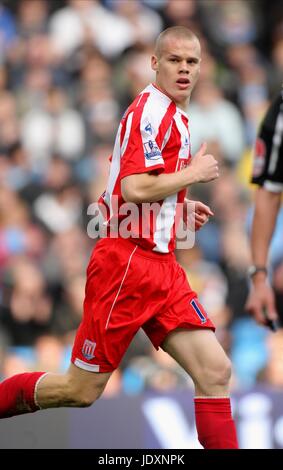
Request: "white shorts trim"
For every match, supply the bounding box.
[74,358,100,372]
[263,180,283,193]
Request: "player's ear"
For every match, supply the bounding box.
[151,55,158,72]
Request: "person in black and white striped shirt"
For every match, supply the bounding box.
[246,87,283,328]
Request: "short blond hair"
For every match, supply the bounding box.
[154,26,200,58]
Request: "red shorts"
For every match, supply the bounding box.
[71,237,215,373]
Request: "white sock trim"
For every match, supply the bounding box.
[194,396,230,399]
[34,372,50,409]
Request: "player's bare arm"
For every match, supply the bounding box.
[245,187,281,325]
[121,142,219,203]
[250,187,281,268]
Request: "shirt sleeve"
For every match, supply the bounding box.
[120,106,166,179]
[251,93,283,192]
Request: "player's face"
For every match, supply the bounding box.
[151,36,201,110]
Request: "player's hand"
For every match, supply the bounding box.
[245,279,278,327]
[189,142,219,183]
[184,199,214,231]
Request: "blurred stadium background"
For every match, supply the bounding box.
[0,0,283,449]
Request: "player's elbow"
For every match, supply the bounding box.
[122,190,145,204]
[121,179,145,204]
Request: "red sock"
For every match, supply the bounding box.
[194,397,239,449]
[0,372,46,419]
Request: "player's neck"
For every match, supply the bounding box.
[152,83,190,112]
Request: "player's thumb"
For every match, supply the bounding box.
[195,142,207,157]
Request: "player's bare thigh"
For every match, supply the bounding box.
[161,328,231,395]
[67,363,112,397]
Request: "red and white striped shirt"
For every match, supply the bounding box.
[99,83,192,253]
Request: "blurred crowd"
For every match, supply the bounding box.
[0,0,283,397]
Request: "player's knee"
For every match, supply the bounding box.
[208,357,232,387]
[199,356,232,390]
[76,395,95,408]
[72,387,103,408]
[66,376,106,408]
[215,358,232,386]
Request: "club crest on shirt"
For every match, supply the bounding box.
[252,137,266,177]
[144,140,162,160]
[82,339,96,360]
